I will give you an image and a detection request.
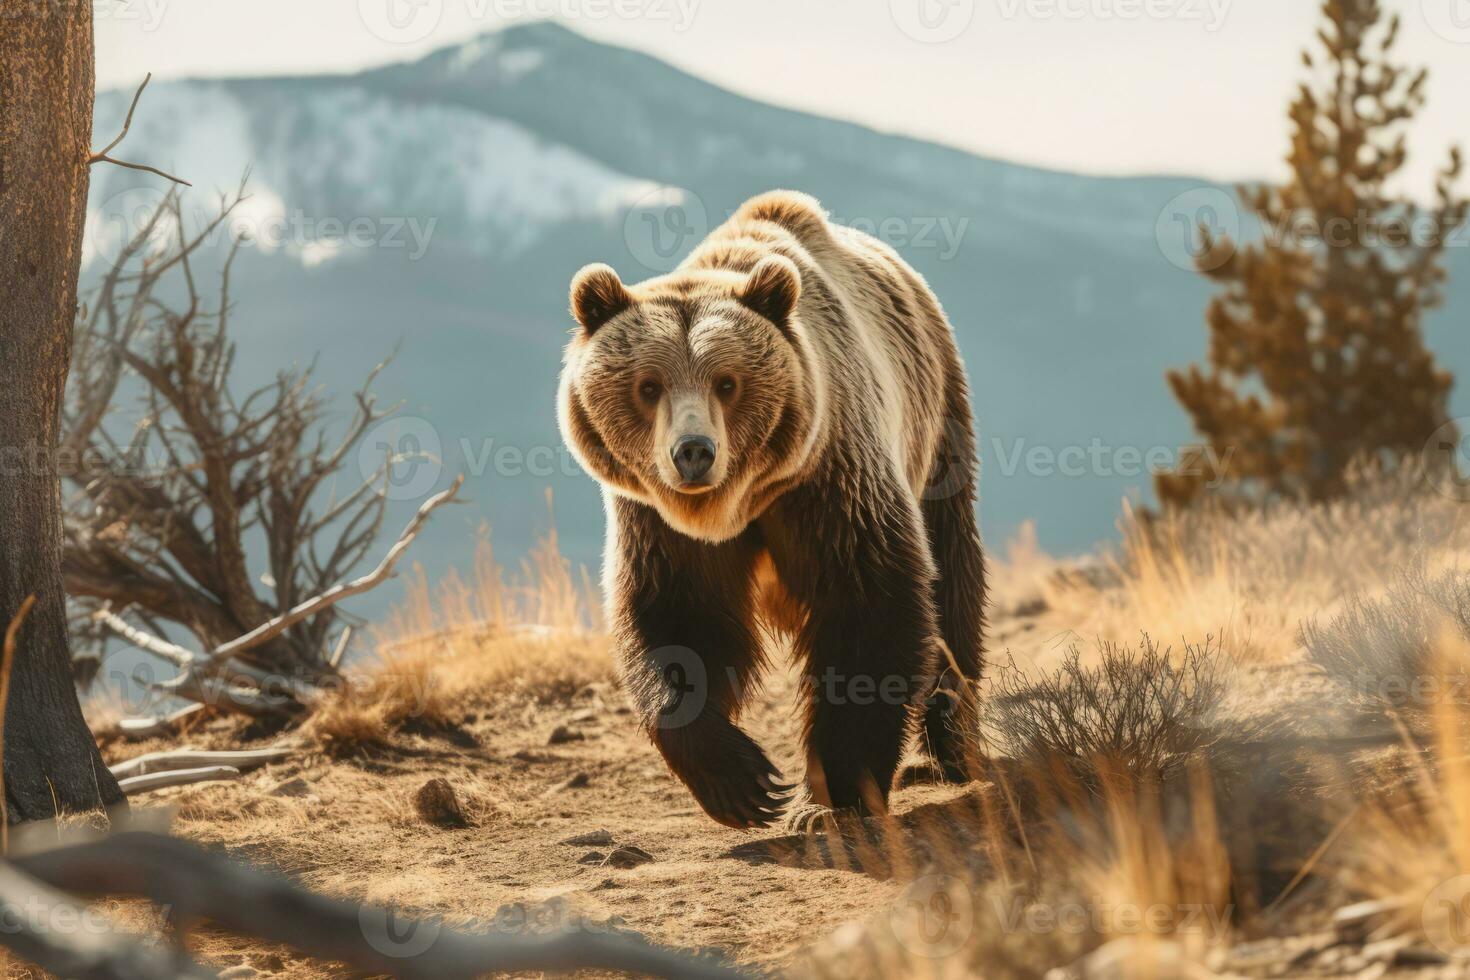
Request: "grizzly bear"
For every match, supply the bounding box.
[557,191,986,828]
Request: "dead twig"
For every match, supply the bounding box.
[87,73,192,186]
[116,704,205,740]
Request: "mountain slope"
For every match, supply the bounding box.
[84,21,1470,614]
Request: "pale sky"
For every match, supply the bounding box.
[96,0,1470,195]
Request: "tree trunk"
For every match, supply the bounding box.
[0,2,124,821]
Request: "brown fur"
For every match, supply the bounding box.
[558,191,986,827]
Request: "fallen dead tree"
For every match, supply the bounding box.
[91,476,463,721]
[2,831,748,980]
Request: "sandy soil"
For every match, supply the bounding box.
[102,634,1039,976]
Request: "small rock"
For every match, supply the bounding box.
[601,845,654,869]
[542,772,591,796]
[548,725,585,745]
[250,953,286,973]
[560,829,614,846]
[593,878,621,890]
[577,851,607,865]
[512,748,559,763]
[569,708,597,723]
[414,777,469,828]
[269,776,312,798]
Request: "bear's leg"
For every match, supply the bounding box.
[769,484,941,814]
[607,497,791,829]
[919,415,988,783]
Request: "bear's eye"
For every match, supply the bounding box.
[637,379,662,403]
[715,376,738,398]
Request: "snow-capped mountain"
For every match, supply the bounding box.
[84,21,1470,596]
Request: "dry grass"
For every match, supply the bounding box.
[1032,469,1470,666]
[1328,631,1470,948]
[303,519,610,756]
[1303,568,1470,720]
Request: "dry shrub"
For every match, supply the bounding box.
[1035,469,1470,664]
[802,633,1238,978]
[982,635,1225,787]
[1303,568,1470,719]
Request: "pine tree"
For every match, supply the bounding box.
[1158,0,1467,507]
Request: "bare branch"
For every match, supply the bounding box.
[92,609,196,668]
[0,863,215,979]
[12,833,747,980]
[210,476,465,663]
[116,766,241,795]
[90,155,193,187]
[116,704,204,740]
[328,627,352,668]
[109,747,292,782]
[88,73,192,186]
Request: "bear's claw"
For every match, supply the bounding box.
[655,715,793,829]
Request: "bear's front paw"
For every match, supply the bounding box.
[654,715,794,829]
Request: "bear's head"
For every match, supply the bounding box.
[557,256,821,543]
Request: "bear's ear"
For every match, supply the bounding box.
[570,263,633,334]
[737,255,801,329]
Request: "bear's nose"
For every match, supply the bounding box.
[672,435,716,482]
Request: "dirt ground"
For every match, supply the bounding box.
[102,630,1048,977]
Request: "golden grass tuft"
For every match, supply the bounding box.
[1032,471,1470,666]
[302,519,610,756]
[1329,629,1470,948]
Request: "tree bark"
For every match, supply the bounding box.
[0,1,124,820]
